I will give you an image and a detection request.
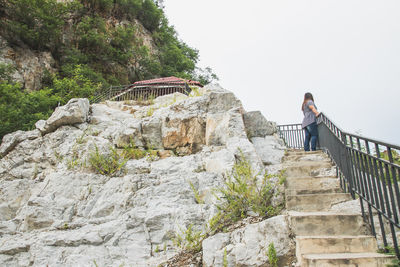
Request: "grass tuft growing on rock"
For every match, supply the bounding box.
[172,224,204,253]
[268,242,278,267]
[209,151,283,234]
[122,139,159,161]
[173,151,284,254]
[88,145,128,176]
[189,181,204,204]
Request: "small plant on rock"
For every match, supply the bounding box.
[189,181,204,204]
[172,152,284,257]
[212,151,281,232]
[172,224,205,253]
[88,145,128,176]
[223,248,228,267]
[122,139,159,161]
[146,106,155,117]
[122,140,147,160]
[148,93,156,105]
[67,146,81,170]
[267,242,278,267]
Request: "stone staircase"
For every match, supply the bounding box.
[284,150,395,267]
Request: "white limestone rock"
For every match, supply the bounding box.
[0,36,56,91]
[202,215,294,267]
[251,135,286,165]
[35,98,90,135]
[206,85,243,114]
[204,148,235,175]
[0,129,41,157]
[243,111,277,138]
[227,137,264,174]
[142,116,163,149]
[0,85,288,267]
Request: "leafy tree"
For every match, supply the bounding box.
[50,65,102,104]
[0,0,219,140]
[1,0,75,53]
[80,0,113,14]
[0,63,102,141]
[74,16,111,61]
[195,67,219,85]
[138,0,162,32]
[114,0,142,20]
[0,81,59,140]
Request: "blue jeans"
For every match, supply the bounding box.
[304,122,318,151]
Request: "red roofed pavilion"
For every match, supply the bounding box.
[133,76,202,87]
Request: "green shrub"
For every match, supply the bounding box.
[212,152,281,230]
[75,16,111,60]
[0,78,60,140]
[172,224,205,253]
[138,0,162,32]
[114,0,142,20]
[194,66,219,86]
[50,64,102,104]
[80,0,113,14]
[268,243,278,267]
[122,145,147,160]
[88,146,128,176]
[173,153,284,256]
[0,64,15,82]
[2,0,75,52]
[121,139,159,161]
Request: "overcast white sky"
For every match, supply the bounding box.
[164,0,400,145]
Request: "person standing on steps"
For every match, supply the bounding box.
[301,92,320,151]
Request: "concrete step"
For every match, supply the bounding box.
[302,252,395,267]
[284,153,331,163]
[286,188,343,196]
[285,177,340,191]
[286,193,352,212]
[284,161,334,178]
[296,235,377,256]
[289,211,368,236]
[285,150,325,156]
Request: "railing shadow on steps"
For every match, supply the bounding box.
[278,113,400,259]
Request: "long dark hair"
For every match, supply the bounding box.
[302,92,314,110]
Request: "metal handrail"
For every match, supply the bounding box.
[91,85,132,104]
[278,113,400,258]
[90,82,194,104]
[277,124,305,149]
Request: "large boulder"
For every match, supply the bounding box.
[205,108,247,146]
[251,136,286,165]
[243,111,277,138]
[206,85,243,113]
[0,129,40,158]
[162,116,206,155]
[202,215,294,267]
[35,98,90,135]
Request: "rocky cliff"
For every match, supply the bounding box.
[0,85,292,266]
